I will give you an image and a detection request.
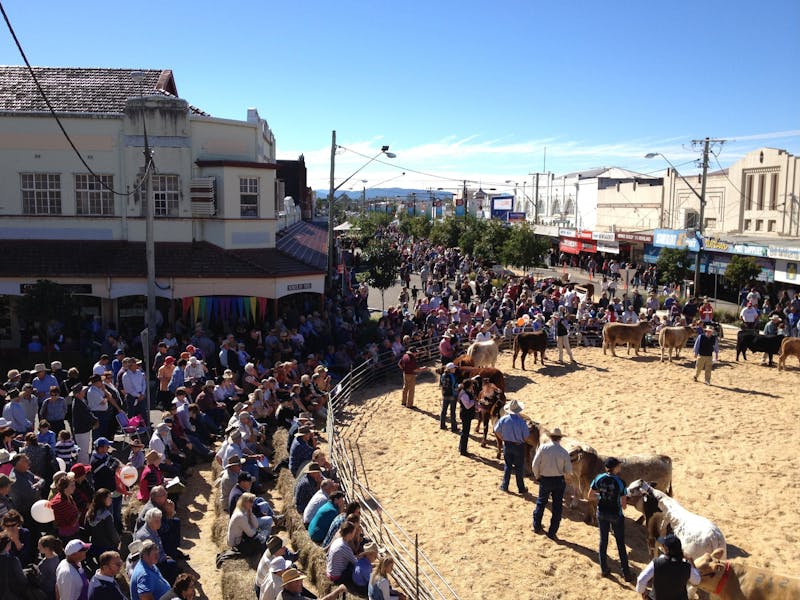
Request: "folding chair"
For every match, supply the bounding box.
[115,412,148,451]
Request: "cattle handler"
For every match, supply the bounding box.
[589,457,632,582]
[693,325,718,385]
[494,398,529,494]
[398,347,425,409]
[635,533,700,599]
[531,427,572,540]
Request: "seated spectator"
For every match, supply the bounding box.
[303,479,338,527]
[288,427,316,477]
[369,555,406,600]
[138,451,165,503]
[9,454,42,524]
[55,540,91,600]
[128,438,146,471]
[37,535,62,600]
[85,489,120,556]
[279,567,346,600]
[87,550,126,600]
[158,572,196,600]
[254,535,295,600]
[135,486,186,562]
[352,541,380,593]
[260,556,293,600]
[308,491,345,544]
[322,501,360,549]
[325,521,360,590]
[227,492,265,557]
[134,508,178,585]
[130,540,171,600]
[218,456,245,511]
[0,474,15,519]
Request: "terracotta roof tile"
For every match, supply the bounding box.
[275,221,328,271]
[0,240,322,278]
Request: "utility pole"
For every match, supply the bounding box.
[533,172,539,223]
[142,101,156,342]
[691,137,724,297]
[462,180,467,217]
[327,130,336,288]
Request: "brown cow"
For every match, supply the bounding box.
[778,336,800,371]
[512,331,548,370]
[486,405,542,472]
[434,365,506,393]
[658,326,696,362]
[602,321,652,357]
[695,549,800,600]
[453,354,474,367]
[567,447,673,524]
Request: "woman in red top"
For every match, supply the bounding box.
[50,475,80,540]
[137,450,164,502]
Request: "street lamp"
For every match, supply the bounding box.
[327,130,395,287]
[646,141,711,297]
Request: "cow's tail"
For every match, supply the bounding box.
[660,454,674,496]
[467,344,475,360]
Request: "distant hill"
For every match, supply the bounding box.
[316,187,455,201]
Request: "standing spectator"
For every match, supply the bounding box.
[50,475,80,542]
[86,375,119,443]
[69,385,95,465]
[121,359,148,427]
[699,297,714,323]
[55,540,91,600]
[457,379,476,457]
[397,348,424,410]
[87,550,126,600]
[493,398,530,494]
[693,325,719,385]
[90,438,123,530]
[9,454,41,524]
[30,364,59,405]
[589,457,632,582]
[2,389,32,434]
[740,302,760,329]
[40,387,67,440]
[37,535,63,600]
[531,427,572,540]
[553,309,576,364]
[0,531,27,599]
[37,419,57,449]
[438,363,458,433]
[85,489,121,556]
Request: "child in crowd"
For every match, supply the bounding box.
[37,419,56,448]
[54,430,79,468]
[37,534,63,600]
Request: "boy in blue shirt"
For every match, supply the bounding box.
[589,457,632,582]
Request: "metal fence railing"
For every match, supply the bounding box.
[326,338,461,600]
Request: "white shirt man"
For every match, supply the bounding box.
[740,303,760,327]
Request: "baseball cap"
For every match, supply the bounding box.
[65,540,91,555]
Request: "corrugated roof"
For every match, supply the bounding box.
[0,66,206,114]
[0,240,322,278]
[275,221,328,271]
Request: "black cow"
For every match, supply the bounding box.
[735,330,785,366]
[512,331,548,370]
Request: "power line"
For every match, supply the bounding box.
[0,1,147,196]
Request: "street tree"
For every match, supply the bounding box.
[725,255,762,289]
[502,224,550,270]
[656,248,692,286]
[18,279,78,341]
[361,239,403,310]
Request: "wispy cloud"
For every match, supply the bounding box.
[280,130,800,191]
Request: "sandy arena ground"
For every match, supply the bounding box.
[342,335,800,599]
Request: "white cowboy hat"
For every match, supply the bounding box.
[504,399,524,413]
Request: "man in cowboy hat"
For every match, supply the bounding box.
[397,347,424,409]
[494,398,530,494]
[30,362,58,404]
[278,566,346,600]
[439,363,459,433]
[531,426,572,540]
[693,325,719,385]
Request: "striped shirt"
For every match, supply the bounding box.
[326,536,356,579]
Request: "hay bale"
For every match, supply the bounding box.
[220,556,261,600]
[212,510,230,549]
[122,497,143,533]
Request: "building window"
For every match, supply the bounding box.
[75,174,114,215]
[704,217,717,230]
[240,177,259,217]
[152,175,180,217]
[744,175,753,210]
[768,219,776,232]
[744,219,751,230]
[757,174,765,210]
[755,219,763,231]
[685,210,699,230]
[21,173,61,214]
[769,173,778,210]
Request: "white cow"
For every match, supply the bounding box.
[628,480,727,561]
[466,339,500,367]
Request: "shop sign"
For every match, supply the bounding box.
[534,224,560,237]
[617,231,653,243]
[558,228,576,238]
[775,259,799,284]
[592,231,616,242]
[653,229,700,251]
[576,229,593,241]
[287,283,312,291]
[768,246,800,261]
[597,241,619,254]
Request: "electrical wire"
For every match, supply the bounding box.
[710,147,746,199]
[0,1,148,196]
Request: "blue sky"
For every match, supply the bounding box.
[1,0,798,192]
